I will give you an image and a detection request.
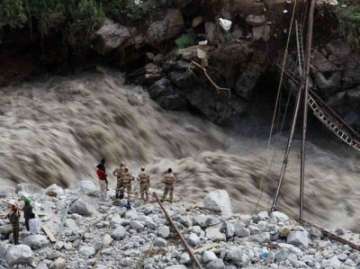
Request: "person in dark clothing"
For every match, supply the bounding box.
[23,198,34,231]
[7,204,20,245]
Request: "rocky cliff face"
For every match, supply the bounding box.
[0,0,359,129]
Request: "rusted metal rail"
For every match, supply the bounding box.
[153,192,204,269]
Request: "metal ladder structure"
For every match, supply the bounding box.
[293,18,360,153]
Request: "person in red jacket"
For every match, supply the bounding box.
[96,159,108,200]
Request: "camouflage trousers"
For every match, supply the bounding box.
[140,184,150,201]
[161,185,174,203]
[12,223,19,245]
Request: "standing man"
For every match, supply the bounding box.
[138,167,150,202]
[113,163,125,199]
[22,197,34,231]
[7,202,20,244]
[96,159,108,201]
[161,168,176,203]
[122,167,134,199]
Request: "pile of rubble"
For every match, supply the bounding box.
[1,182,360,269]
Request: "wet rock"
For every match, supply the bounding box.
[94,19,131,55]
[5,244,33,267]
[203,190,233,218]
[23,235,50,250]
[147,9,184,45]
[68,199,92,216]
[45,184,64,197]
[246,15,267,26]
[148,78,187,110]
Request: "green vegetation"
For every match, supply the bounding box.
[0,0,166,46]
[336,1,360,50]
[175,34,195,49]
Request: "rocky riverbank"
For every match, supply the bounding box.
[1,183,360,269]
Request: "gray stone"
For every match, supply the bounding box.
[154,237,167,248]
[180,252,191,264]
[193,215,208,228]
[69,199,92,216]
[111,226,126,241]
[49,257,66,269]
[94,19,131,55]
[79,180,98,196]
[45,184,64,197]
[223,222,235,239]
[206,227,226,241]
[102,234,113,247]
[203,251,218,263]
[23,235,49,250]
[287,230,310,248]
[225,247,250,266]
[129,220,144,231]
[147,9,184,45]
[164,265,187,269]
[271,211,289,222]
[203,190,233,218]
[5,244,33,267]
[158,225,170,238]
[234,223,250,238]
[36,261,49,269]
[79,245,96,257]
[206,258,225,269]
[187,233,200,247]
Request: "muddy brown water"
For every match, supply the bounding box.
[0,69,359,231]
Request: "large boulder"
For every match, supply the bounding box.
[79,180,98,196]
[23,235,49,250]
[148,78,188,110]
[146,9,184,45]
[68,199,92,216]
[5,244,33,267]
[203,190,233,218]
[94,19,131,55]
[45,184,64,197]
[287,230,310,248]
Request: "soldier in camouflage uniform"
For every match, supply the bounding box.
[138,167,150,202]
[113,163,126,199]
[122,167,134,199]
[161,168,176,203]
[7,203,20,244]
